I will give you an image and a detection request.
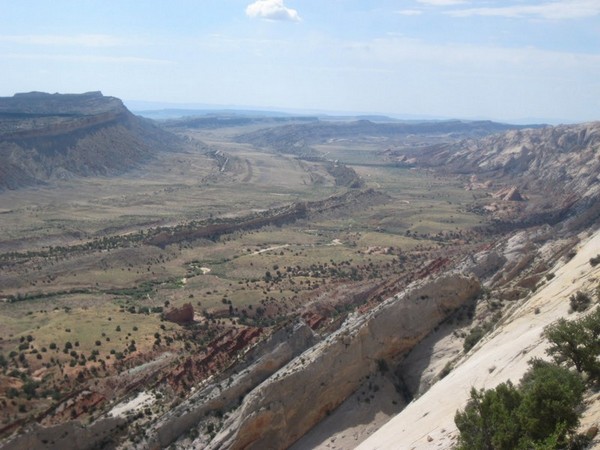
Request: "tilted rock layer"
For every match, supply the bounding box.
[207,273,481,450]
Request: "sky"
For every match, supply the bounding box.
[1,0,599,123]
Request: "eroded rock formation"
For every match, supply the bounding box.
[147,321,317,449]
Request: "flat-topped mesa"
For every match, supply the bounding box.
[0,91,180,190]
[0,91,130,139]
[0,91,124,116]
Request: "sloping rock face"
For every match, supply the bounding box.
[493,186,525,201]
[147,321,317,449]
[207,273,481,450]
[0,91,180,190]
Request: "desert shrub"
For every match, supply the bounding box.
[569,291,591,313]
[439,361,453,378]
[463,326,486,352]
[590,254,600,267]
[455,360,584,450]
[376,359,389,373]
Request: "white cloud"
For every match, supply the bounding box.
[0,34,127,47]
[449,0,600,19]
[395,9,423,16]
[416,0,468,6]
[246,0,301,22]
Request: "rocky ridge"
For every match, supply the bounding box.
[203,274,481,449]
[418,123,598,201]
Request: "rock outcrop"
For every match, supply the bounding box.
[493,185,526,201]
[163,303,194,325]
[207,273,481,450]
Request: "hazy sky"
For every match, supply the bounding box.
[2,0,599,122]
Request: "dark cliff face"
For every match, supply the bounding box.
[0,91,181,190]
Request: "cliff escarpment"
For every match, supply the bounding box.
[0,91,181,190]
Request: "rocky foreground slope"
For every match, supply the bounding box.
[0,91,180,190]
[359,227,600,449]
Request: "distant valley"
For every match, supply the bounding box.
[0,92,598,450]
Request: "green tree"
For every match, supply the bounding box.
[544,308,600,382]
[455,382,522,450]
[455,361,584,449]
[518,360,584,445]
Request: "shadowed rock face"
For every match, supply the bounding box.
[207,273,481,450]
[0,91,180,190]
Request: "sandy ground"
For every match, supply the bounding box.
[357,228,600,449]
